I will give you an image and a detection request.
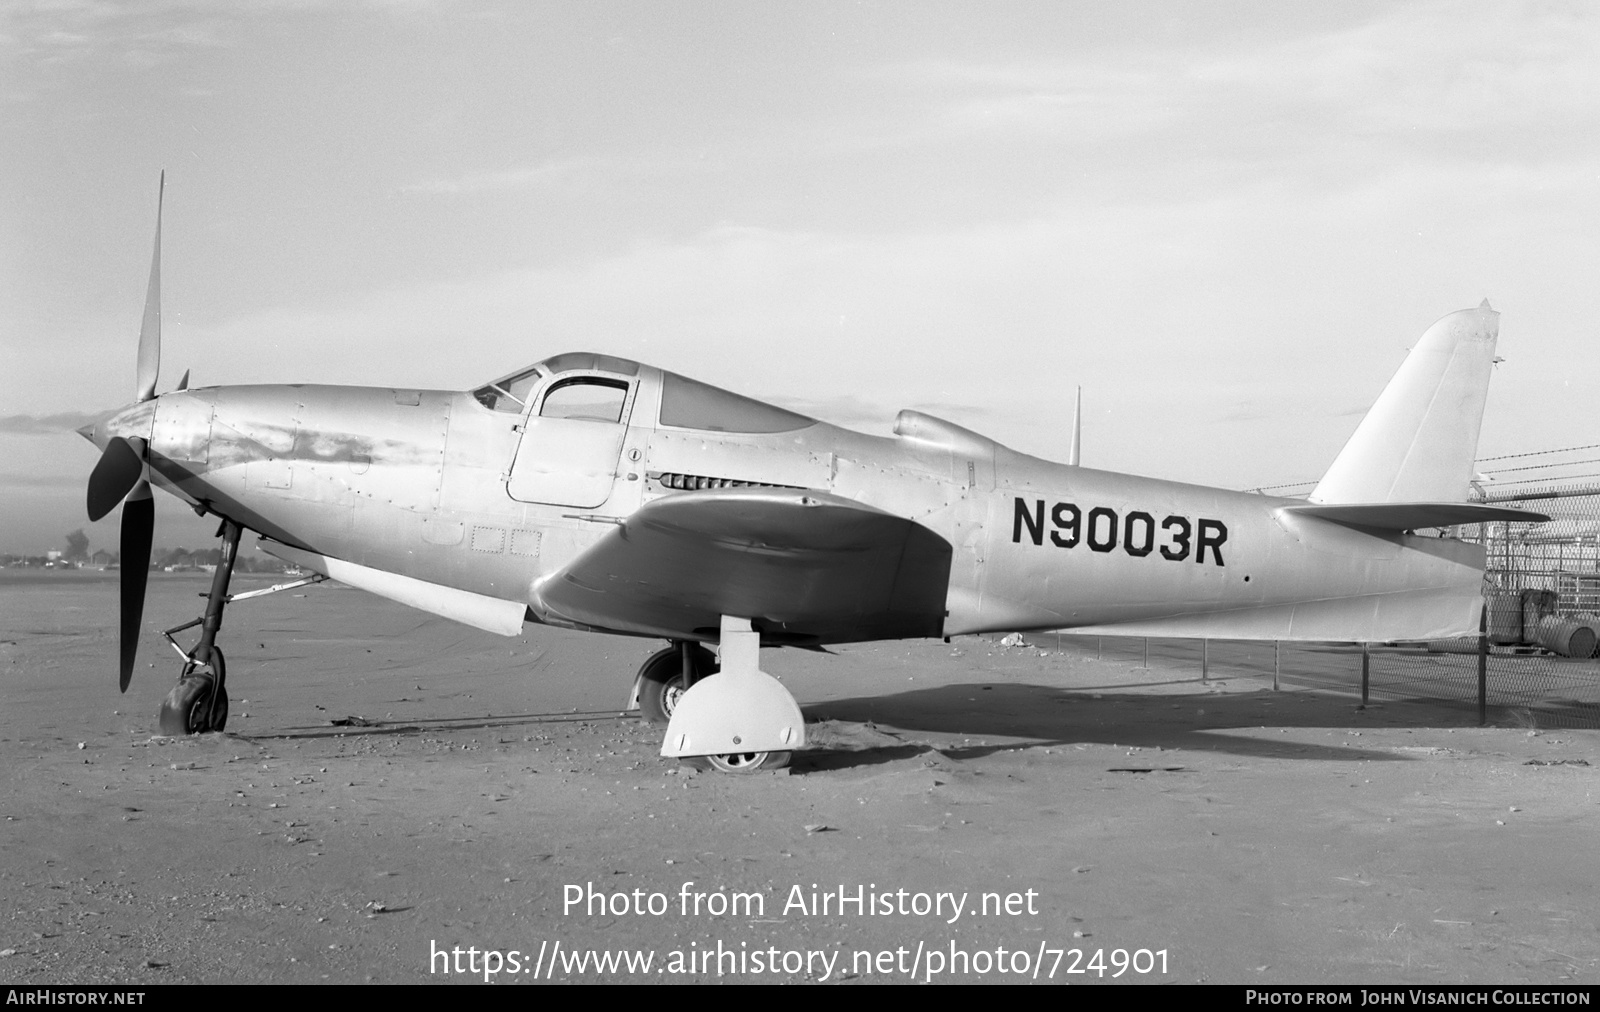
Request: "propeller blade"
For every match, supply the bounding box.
[134,172,163,403]
[86,436,147,522]
[119,481,154,692]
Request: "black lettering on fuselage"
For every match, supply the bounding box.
[1160,516,1191,561]
[1123,511,1155,557]
[1014,498,1045,545]
[1050,502,1081,548]
[1086,507,1118,553]
[1197,519,1228,566]
[1010,497,1228,568]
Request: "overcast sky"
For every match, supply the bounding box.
[4,1,1599,554]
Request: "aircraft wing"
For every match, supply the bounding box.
[533,488,952,644]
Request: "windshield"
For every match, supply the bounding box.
[473,367,543,413]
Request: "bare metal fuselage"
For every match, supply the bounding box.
[87,361,1485,646]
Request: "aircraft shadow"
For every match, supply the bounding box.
[797,681,1438,768]
[792,743,935,773]
[246,709,637,740]
[231,683,1470,772]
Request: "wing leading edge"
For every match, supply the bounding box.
[532,488,953,644]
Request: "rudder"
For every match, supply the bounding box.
[1310,302,1498,505]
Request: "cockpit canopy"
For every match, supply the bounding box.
[472,353,641,414]
[473,354,814,434]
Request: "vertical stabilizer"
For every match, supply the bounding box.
[1310,302,1498,505]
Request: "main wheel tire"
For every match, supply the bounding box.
[202,682,229,732]
[636,644,716,727]
[683,751,791,774]
[159,674,228,735]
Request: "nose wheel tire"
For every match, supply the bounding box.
[159,648,229,735]
[636,644,717,727]
[682,751,791,773]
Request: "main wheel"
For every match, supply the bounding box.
[635,644,716,726]
[683,751,792,774]
[160,675,228,735]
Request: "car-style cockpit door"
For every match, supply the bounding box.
[506,375,635,508]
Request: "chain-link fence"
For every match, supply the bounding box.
[1022,635,1600,729]
[1421,448,1600,727]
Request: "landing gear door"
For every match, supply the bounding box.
[507,376,635,508]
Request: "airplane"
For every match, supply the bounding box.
[81,179,1548,772]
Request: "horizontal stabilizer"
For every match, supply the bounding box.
[1281,501,1549,531]
[1312,304,1499,505]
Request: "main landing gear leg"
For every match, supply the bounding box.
[660,616,805,773]
[158,519,241,735]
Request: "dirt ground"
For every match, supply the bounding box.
[2,570,1596,985]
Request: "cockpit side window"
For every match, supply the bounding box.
[658,371,813,433]
[539,377,630,423]
[473,367,543,413]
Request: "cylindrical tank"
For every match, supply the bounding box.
[1486,593,1523,645]
[1535,616,1598,658]
[1522,589,1558,636]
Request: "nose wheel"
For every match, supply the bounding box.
[160,648,228,735]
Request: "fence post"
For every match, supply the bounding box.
[1202,638,1209,682]
[1142,637,1149,669]
[1478,603,1489,726]
[1273,640,1280,692]
[1360,642,1369,705]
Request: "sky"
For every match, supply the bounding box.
[3,1,1599,554]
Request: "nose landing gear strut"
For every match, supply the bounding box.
[156,519,323,735]
[157,519,241,734]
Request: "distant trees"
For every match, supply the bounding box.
[0,538,291,573]
[147,547,292,573]
[156,547,197,570]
